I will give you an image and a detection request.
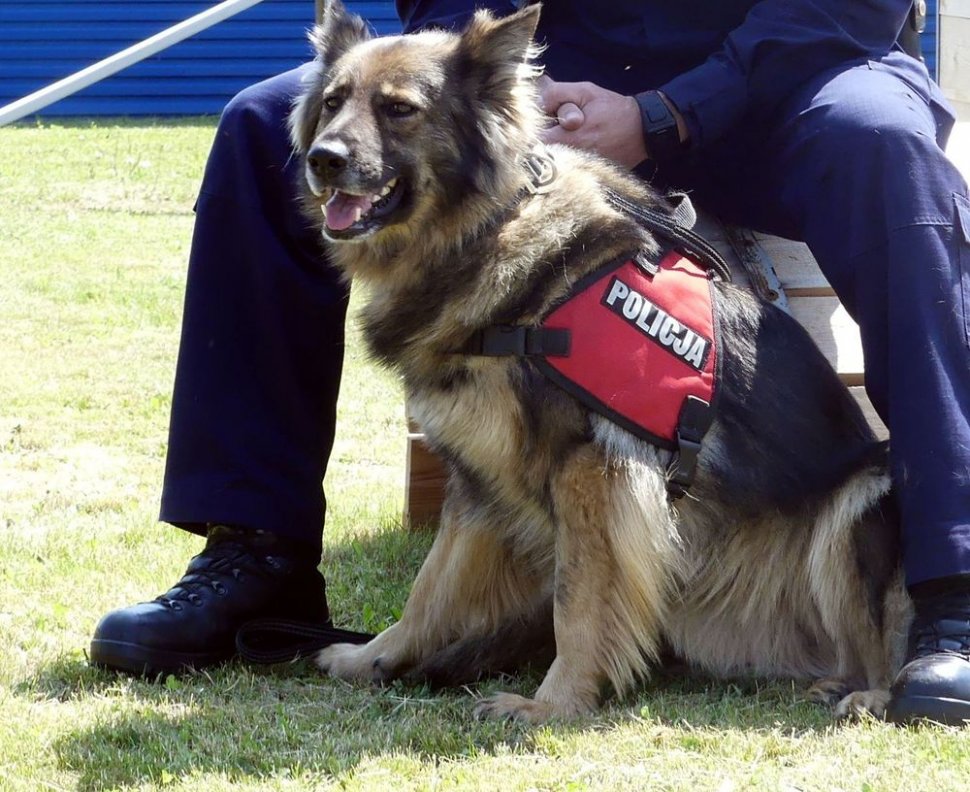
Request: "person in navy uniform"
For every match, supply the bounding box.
[91,0,970,725]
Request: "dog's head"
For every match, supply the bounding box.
[290,0,542,246]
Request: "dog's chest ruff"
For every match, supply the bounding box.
[467,251,719,496]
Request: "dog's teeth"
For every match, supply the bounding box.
[352,207,362,223]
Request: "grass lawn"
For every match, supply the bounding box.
[0,119,968,791]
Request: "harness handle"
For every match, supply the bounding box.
[605,188,733,284]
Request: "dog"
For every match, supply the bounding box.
[289,0,911,722]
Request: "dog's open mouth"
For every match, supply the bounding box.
[322,177,406,239]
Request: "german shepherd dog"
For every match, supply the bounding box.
[290,0,911,722]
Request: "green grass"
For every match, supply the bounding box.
[1,118,968,791]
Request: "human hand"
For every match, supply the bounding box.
[538,76,648,169]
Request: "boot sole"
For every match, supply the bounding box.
[885,695,970,726]
[90,638,233,677]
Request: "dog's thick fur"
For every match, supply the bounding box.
[291,1,912,722]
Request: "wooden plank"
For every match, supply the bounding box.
[850,386,889,441]
[789,295,865,383]
[405,382,884,530]
[403,433,447,529]
[947,121,970,178]
[750,235,832,294]
[693,213,831,294]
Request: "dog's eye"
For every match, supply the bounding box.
[323,96,343,112]
[387,102,417,118]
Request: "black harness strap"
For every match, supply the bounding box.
[462,325,571,357]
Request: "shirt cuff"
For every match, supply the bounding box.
[659,55,748,149]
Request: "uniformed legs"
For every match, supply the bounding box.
[91,66,345,675]
[159,64,347,561]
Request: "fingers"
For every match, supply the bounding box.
[554,102,584,130]
[540,122,568,146]
[538,78,581,113]
[538,78,586,134]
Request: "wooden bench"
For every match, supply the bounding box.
[402,122,970,529]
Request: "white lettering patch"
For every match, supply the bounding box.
[602,275,711,371]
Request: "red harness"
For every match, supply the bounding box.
[466,250,719,496]
[539,250,716,447]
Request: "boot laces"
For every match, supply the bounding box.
[912,592,970,659]
[155,541,278,610]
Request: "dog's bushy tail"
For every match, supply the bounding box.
[403,598,556,688]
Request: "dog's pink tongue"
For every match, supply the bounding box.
[325,191,373,231]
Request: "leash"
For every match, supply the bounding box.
[235,618,374,665]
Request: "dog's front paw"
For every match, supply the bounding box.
[316,642,386,683]
[807,677,852,707]
[473,692,582,723]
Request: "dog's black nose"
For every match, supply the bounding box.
[306,144,349,179]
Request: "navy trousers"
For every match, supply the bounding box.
[160,65,347,563]
[160,54,970,585]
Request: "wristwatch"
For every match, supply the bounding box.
[635,91,683,165]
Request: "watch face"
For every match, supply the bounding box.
[640,93,673,129]
[637,93,681,163]
[644,103,673,129]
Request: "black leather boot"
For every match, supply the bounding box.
[90,525,330,675]
[885,583,970,726]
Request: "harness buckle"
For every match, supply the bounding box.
[477,325,571,357]
[481,325,529,356]
[668,395,714,499]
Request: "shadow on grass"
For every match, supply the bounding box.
[46,670,835,789]
[48,666,555,790]
[24,526,835,789]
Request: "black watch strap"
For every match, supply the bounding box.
[636,91,683,166]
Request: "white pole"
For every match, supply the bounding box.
[0,0,266,126]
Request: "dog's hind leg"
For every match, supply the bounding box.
[475,445,677,722]
[317,488,547,684]
[805,470,911,719]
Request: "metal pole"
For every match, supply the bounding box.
[0,0,266,126]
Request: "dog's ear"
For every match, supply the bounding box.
[310,0,371,65]
[455,5,541,104]
[292,2,369,155]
